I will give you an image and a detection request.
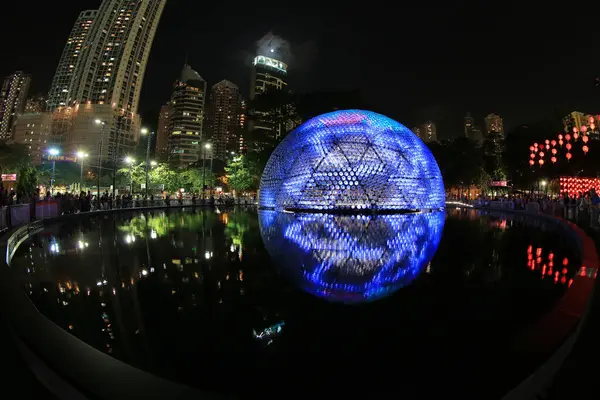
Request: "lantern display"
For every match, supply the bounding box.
[566,152,572,160]
[558,134,563,140]
[529,160,534,166]
[546,144,550,150]
[538,159,544,165]
[551,148,557,155]
[529,145,534,151]
[583,135,589,143]
[566,143,572,150]
[559,139,564,146]
[533,142,538,148]
[530,153,536,158]
[545,139,550,144]
[539,151,545,157]
[590,117,595,123]
[565,134,571,141]
[551,156,557,163]
[583,145,589,153]
[573,127,578,133]
[581,125,587,133]
[551,140,556,146]
[591,123,596,130]
[573,133,579,140]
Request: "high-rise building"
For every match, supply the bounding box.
[167,64,207,168]
[484,113,504,137]
[46,10,97,111]
[209,80,242,160]
[24,95,47,113]
[464,112,474,138]
[562,111,594,134]
[0,72,31,139]
[47,0,166,159]
[249,54,289,149]
[412,121,437,143]
[13,113,52,164]
[471,126,484,144]
[156,103,170,159]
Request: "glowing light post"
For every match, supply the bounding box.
[76,151,89,192]
[140,128,155,198]
[125,156,135,194]
[48,148,60,195]
[202,143,212,200]
[94,119,107,200]
[111,115,125,197]
[540,179,547,196]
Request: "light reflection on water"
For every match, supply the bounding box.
[259,210,445,303]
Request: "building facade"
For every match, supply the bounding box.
[562,111,594,134]
[24,95,47,113]
[46,10,97,111]
[13,113,52,164]
[156,103,170,160]
[0,72,31,139]
[209,80,242,160]
[249,55,288,149]
[484,113,504,137]
[412,121,437,143]
[47,0,166,160]
[167,65,207,168]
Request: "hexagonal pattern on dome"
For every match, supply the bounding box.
[259,109,445,212]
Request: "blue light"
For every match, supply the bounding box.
[259,210,445,303]
[259,109,445,212]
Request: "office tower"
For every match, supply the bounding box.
[13,113,52,164]
[484,113,504,138]
[239,100,247,154]
[24,95,47,113]
[167,64,207,168]
[471,126,484,145]
[46,10,97,111]
[464,112,474,138]
[48,0,167,159]
[412,121,437,143]
[209,80,242,160]
[562,111,594,134]
[249,54,288,149]
[0,72,31,139]
[156,103,170,159]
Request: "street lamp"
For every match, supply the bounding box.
[140,127,155,198]
[111,115,125,197]
[48,148,60,196]
[94,119,107,200]
[76,151,88,192]
[202,143,212,200]
[125,156,135,194]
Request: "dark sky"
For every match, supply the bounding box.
[2,2,599,138]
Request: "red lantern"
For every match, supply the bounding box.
[551,156,557,163]
[558,134,563,140]
[551,140,557,146]
[559,139,564,146]
[574,133,579,140]
[539,159,545,165]
[545,144,550,150]
[583,145,589,153]
[529,145,534,151]
[551,148,557,155]
[545,139,550,144]
[573,127,578,133]
[581,125,588,132]
[566,152,572,160]
[530,153,536,158]
[565,134,571,141]
[582,135,589,143]
[566,143,572,150]
[591,123,596,130]
[529,159,535,166]
[533,142,538,147]
[539,151,545,157]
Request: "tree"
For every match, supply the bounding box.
[225,156,253,195]
[0,142,30,173]
[16,165,38,202]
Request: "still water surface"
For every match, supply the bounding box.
[12,207,581,398]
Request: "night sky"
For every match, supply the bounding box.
[2,2,599,138]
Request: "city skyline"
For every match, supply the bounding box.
[2,3,600,138]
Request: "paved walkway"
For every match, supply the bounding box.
[0,316,56,399]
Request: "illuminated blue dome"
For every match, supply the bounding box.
[259,210,445,303]
[259,109,445,212]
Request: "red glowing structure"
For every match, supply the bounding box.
[559,176,600,197]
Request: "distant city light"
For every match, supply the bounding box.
[270,48,274,53]
[48,148,60,156]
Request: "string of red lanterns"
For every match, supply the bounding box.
[528,116,595,167]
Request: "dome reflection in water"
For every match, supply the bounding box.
[259,210,445,303]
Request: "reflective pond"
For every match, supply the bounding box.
[12,207,582,398]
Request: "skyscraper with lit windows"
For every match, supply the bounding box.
[209,80,242,160]
[47,10,97,111]
[0,71,31,139]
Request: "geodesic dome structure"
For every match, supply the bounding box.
[258,110,445,212]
